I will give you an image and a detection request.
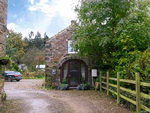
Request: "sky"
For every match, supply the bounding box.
[7,0,79,39]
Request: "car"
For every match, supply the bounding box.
[2,71,22,82]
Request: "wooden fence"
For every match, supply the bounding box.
[0,79,4,103]
[100,71,150,113]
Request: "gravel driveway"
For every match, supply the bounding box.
[0,79,133,113]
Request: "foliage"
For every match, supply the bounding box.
[13,64,19,71]
[24,31,48,51]
[6,30,28,64]
[21,70,45,79]
[59,84,69,90]
[0,55,11,61]
[3,93,7,101]
[58,78,69,90]
[62,78,67,84]
[74,0,150,111]
[76,82,90,90]
[81,76,86,83]
[95,76,100,82]
[44,73,56,89]
[0,55,11,66]
[73,0,150,70]
[6,30,47,69]
[8,62,21,71]
[20,47,45,70]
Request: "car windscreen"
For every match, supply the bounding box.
[5,71,21,75]
[14,72,21,75]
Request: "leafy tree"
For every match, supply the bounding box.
[21,31,47,71]
[73,0,150,71]
[6,30,28,64]
[44,32,49,44]
[25,31,46,50]
[34,56,45,65]
[21,47,45,71]
[28,31,34,40]
[73,1,150,108]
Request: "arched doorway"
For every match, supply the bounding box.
[60,59,88,87]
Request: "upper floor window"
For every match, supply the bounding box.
[68,40,76,54]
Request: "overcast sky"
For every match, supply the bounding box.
[7,0,79,39]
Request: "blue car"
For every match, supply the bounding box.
[2,71,22,82]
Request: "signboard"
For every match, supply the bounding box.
[92,69,97,77]
[52,69,56,74]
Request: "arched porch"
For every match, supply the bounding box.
[59,59,88,87]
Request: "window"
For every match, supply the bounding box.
[81,64,85,78]
[63,63,68,79]
[68,40,77,53]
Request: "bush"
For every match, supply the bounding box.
[59,84,69,90]
[13,64,19,71]
[22,71,45,79]
[57,78,69,90]
[62,78,67,84]
[76,83,90,90]
[45,73,54,88]
[95,76,100,82]
[81,76,86,84]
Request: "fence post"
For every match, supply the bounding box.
[117,72,120,104]
[100,71,102,92]
[107,71,109,96]
[135,72,141,112]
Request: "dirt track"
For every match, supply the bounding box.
[0,79,133,113]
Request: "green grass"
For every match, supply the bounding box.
[23,76,45,79]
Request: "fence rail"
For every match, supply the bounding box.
[100,71,150,113]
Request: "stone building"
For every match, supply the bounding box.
[0,0,8,74]
[0,0,8,103]
[45,21,92,88]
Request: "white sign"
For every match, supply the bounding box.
[92,69,97,77]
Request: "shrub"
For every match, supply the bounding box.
[59,84,69,90]
[22,71,45,79]
[81,76,86,84]
[45,73,54,88]
[76,82,90,90]
[62,78,67,84]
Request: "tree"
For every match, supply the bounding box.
[6,30,28,64]
[25,31,45,50]
[33,55,45,65]
[73,0,150,71]
[44,32,49,40]
[44,32,49,44]
[21,47,45,71]
[28,31,34,40]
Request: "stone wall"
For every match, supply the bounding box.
[0,0,8,57]
[45,21,90,86]
[0,79,4,103]
[0,0,7,102]
[45,22,73,86]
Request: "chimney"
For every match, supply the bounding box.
[71,20,76,25]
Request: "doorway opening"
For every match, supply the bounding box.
[60,59,88,87]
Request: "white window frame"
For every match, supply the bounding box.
[68,40,77,54]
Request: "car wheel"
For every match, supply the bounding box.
[8,78,12,82]
[16,80,20,82]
